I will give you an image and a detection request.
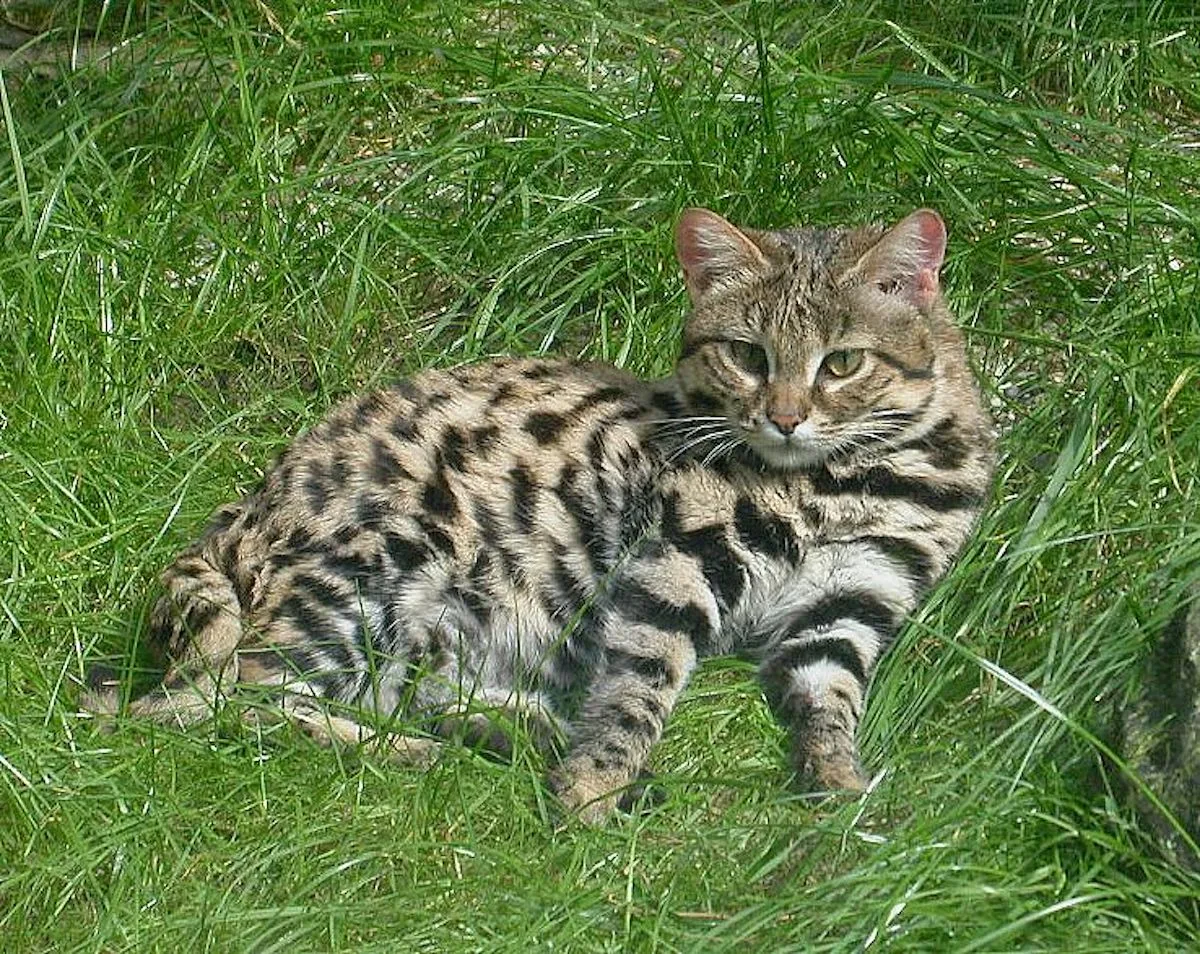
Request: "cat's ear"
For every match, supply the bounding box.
[856,209,946,309]
[676,208,768,299]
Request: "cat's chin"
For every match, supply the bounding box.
[746,438,833,471]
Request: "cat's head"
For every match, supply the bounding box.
[672,207,962,470]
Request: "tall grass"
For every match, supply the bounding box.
[1,1,1197,950]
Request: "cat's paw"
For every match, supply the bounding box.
[547,763,626,825]
[792,754,867,795]
[616,770,665,814]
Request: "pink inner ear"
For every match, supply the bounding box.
[871,209,947,307]
[909,209,947,274]
[675,208,719,278]
[675,208,762,296]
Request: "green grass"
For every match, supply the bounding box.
[2,0,1199,950]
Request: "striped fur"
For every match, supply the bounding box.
[83,208,994,823]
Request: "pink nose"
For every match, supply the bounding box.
[769,412,802,436]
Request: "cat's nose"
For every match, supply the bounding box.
[769,412,802,436]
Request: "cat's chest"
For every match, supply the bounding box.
[660,465,877,552]
[658,465,887,654]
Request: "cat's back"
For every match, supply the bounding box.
[205,357,665,618]
[265,356,652,516]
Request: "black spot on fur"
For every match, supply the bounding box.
[304,469,332,515]
[180,599,223,637]
[421,468,458,520]
[684,389,723,414]
[785,592,897,644]
[392,379,421,402]
[330,453,350,485]
[523,363,559,380]
[554,465,608,571]
[649,389,686,418]
[440,426,469,472]
[382,532,427,573]
[356,495,389,529]
[589,740,630,773]
[269,643,323,680]
[734,498,797,563]
[525,411,570,444]
[607,649,671,689]
[325,549,381,582]
[810,465,985,512]
[457,574,492,627]
[390,415,419,442]
[858,534,937,591]
[417,518,457,557]
[294,572,347,611]
[354,391,388,428]
[613,705,658,739]
[901,416,971,470]
[278,593,327,642]
[573,386,628,413]
[490,381,517,406]
[619,580,713,645]
[766,634,868,686]
[472,425,501,454]
[586,427,608,477]
[474,501,523,580]
[206,506,240,534]
[371,439,412,485]
[509,464,538,533]
[551,546,593,606]
[323,416,350,441]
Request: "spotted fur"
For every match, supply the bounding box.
[83,208,994,823]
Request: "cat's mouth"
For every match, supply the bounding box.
[744,421,835,470]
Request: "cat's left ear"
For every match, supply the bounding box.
[856,209,946,309]
[676,208,768,300]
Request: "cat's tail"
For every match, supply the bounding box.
[81,520,246,728]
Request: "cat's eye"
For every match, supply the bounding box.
[822,349,864,378]
[727,341,770,379]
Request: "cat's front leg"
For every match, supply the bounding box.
[756,562,907,794]
[549,556,716,824]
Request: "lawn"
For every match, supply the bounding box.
[1,1,1198,950]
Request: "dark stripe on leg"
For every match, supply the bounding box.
[768,635,868,685]
[607,649,671,689]
[619,581,713,643]
[785,591,896,641]
[857,534,937,590]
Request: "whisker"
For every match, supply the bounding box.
[648,415,729,429]
[702,436,744,466]
[663,427,732,464]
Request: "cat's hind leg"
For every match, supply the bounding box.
[430,686,567,760]
[242,693,442,767]
[236,642,444,766]
[81,545,244,728]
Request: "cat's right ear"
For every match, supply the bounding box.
[676,208,767,300]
